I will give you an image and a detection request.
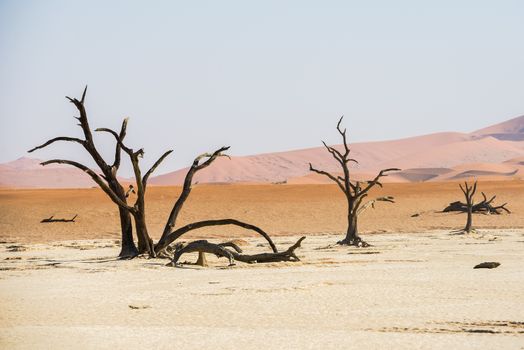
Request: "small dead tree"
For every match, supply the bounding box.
[443,191,510,215]
[29,87,138,258]
[310,117,399,247]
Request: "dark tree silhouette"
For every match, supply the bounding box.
[309,117,399,247]
[29,87,305,265]
[443,190,510,215]
[28,87,138,258]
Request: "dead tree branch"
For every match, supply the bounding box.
[41,214,78,223]
[169,237,305,267]
[156,146,231,248]
[155,218,278,255]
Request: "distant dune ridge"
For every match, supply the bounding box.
[2,115,524,188]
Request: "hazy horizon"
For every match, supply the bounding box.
[1,1,523,176]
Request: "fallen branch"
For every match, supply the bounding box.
[41,214,78,223]
[168,237,306,267]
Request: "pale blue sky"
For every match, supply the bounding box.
[1,1,523,175]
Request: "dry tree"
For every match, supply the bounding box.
[309,117,400,247]
[28,87,138,258]
[443,189,510,215]
[30,87,305,265]
[449,181,510,234]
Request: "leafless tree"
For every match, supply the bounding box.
[443,190,510,215]
[28,87,138,258]
[309,117,399,247]
[29,87,305,265]
[452,181,479,234]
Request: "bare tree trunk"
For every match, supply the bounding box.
[459,181,477,234]
[117,206,137,258]
[133,213,154,256]
[465,205,473,233]
[110,181,138,258]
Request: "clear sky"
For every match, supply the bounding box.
[1,0,523,176]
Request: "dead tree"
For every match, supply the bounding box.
[310,117,399,247]
[28,87,138,258]
[30,88,297,264]
[459,181,476,233]
[41,214,78,223]
[92,123,282,259]
[169,236,306,267]
[443,192,510,215]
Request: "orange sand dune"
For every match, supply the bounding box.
[0,157,94,188]
[2,116,524,187]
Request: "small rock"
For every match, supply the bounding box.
[474,262,500,269]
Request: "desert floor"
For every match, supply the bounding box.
[0,231,523,349]
[1,181,524,243]
[1,181,523,349]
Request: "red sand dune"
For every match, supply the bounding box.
[2,116,524,188]
[0,157,95,188]
[151,116,524,185]
[472,114,524,141]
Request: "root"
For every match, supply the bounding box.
[337,237,371,247]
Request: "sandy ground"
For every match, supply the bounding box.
[1,182,523,348]
[1,181,524,243]
[0,230,523,349]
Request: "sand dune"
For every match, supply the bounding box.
[2,116,524,188]
[0,157,94,188]
[472,114,524,141]
[151,118,524,185]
